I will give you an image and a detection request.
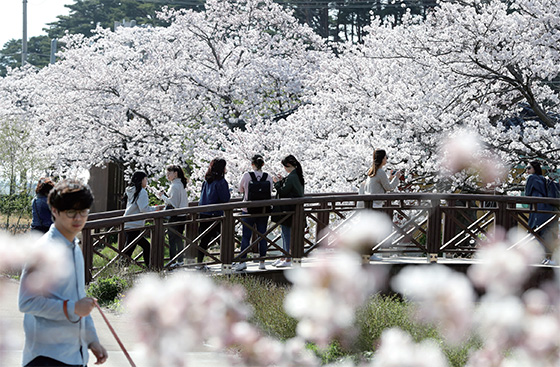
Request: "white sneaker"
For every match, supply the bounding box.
[276,260,292,268]
[259,261,266,270]
[233,262,247,271]
[272,259,282,267]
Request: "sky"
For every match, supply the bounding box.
[0,0,73,47]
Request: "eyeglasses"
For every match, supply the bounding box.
[63,209,90,218]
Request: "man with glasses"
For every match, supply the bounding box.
[18,179,108,366]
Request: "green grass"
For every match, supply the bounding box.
[217,275,482,366]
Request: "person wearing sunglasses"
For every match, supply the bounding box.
[18,179,108,366]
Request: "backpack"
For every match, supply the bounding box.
[544,177,560,210]
[247,172,271,214]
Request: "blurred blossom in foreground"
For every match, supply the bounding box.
[467,228,543,296]
[126,272,318,367]
[285,249,386,349]
[370,328,449,367]
[0,230,70,361]
[440,130,508,185]
[334,210,393,255]
[391,265,475,345]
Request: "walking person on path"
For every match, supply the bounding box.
[157,165,189,267]
[19,179,108,366]
[234,155,274,271]
[272,155,304,268]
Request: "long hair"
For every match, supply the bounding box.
[167,164,187,188]
[529,161,543,176]
[367,149,387,177]
[282,155,304,187]
[204,158,227,183]
[251,154,265,171]
[127,170,148,203]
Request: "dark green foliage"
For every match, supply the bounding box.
[0,36,52,77]
[45,0,200,40]
[87,275,129,306]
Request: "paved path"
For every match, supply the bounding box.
[0,276,230,367]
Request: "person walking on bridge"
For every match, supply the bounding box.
[362,148,401,208]
[122,171,162,267]
[197,158,231,270]
[272,155,305,268]
[234,154,274,271]
[157,165,189,267]
[19,179,108,367]
[525,161,558,265]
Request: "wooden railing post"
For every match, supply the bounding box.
[426,199,442,263]
[221,209,235,273]
[151,217,165,270]
[291,202,305,265]
[442,199,456,248]
[81,228,93,284]
[315,202,330,248]
[185,213,198,263]
[495,201,515,232]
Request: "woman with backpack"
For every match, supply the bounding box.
[272,155,305,268]
[234,155,274,271]
[525,160,558,265]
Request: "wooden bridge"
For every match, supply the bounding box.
[82,193,560,283]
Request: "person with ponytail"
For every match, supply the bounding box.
[234,154,274,271]
[157,164,189,267]
[197,158,231,270]
[272,154,305,268]
[363,149,401,208]
[122,170,161,267]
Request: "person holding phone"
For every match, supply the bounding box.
[157,165,189,267]
[363,148,401,207]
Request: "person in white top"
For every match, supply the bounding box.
[157,165,189,266]
[363,148,402,208]
[233,155,274,271]
[123,171,162,267]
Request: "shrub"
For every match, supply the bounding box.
[87,276,129,306]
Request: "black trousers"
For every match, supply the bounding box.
[198,214,221,263]
[26,356,85,367]
[124,229,151,267]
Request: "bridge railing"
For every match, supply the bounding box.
[81,193,560,283]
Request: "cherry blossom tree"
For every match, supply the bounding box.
[223,0,560,193]
[21,0,323,180]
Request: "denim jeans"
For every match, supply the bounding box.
[281,225,291,256]
[168,215,186,262]
[240,215,269,259]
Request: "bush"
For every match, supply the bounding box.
[87,276,129,306]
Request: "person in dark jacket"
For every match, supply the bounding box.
[525,161,558,264]
[30,178,55,233]
[272,155,305,268]
[197,158,231,268]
